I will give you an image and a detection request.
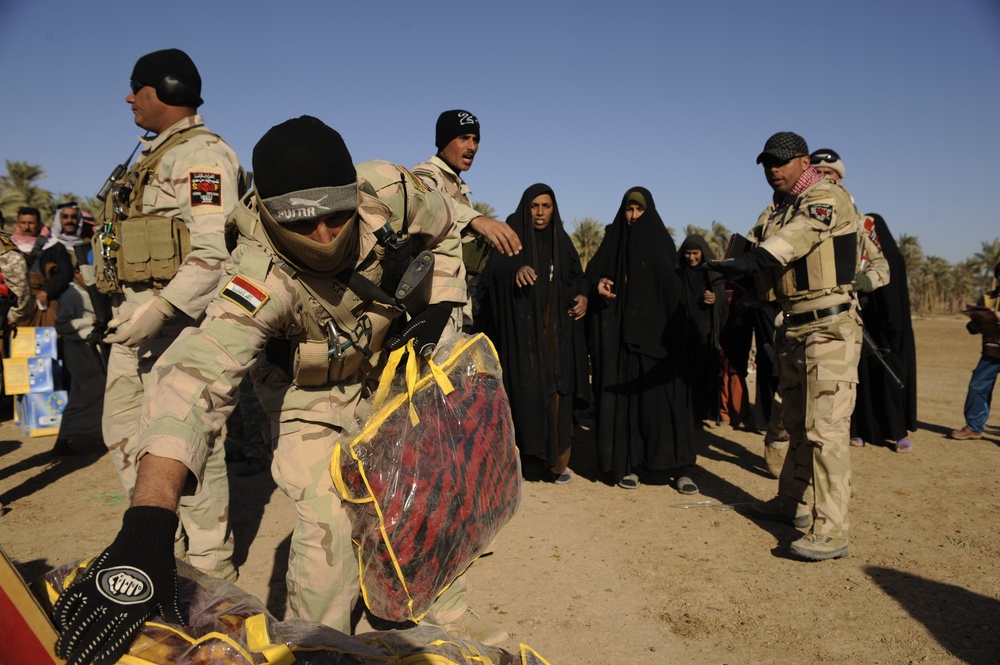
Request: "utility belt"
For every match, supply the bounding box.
[93,214,190,294]
[783,302,851,328]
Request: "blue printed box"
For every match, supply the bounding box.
[15,391,67,437]
[8,327,58,359]
[2,357,62,395]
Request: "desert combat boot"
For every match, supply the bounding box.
[748,496,811,528]
[790,533,849,561]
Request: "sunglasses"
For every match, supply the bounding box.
[129,80,147,95]
[761,154,806,169]
[810,151,841,164]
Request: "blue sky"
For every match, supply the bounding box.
[1,0,997,263]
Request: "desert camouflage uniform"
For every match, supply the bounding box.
[750,174,888,544]
[135,160,466,632]
[103,114,240,579]
[412,155,488,327]
[0,235,35,325]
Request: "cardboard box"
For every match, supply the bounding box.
[3,357,62,395]
[0,546,63,665]
[8,327,58,359]
[15,391,67,437]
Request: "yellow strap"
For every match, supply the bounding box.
[427,355,454,396]
[404,339,420,426]
[372,344,407,411]
[245,614,296,665]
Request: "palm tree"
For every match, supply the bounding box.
[570,217,604,270]
[0,161,56,230]
[972,238,1000,286]
[472,201,496,220]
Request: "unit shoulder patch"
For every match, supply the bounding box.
[807,203,834,225]
[221,275,269,315]
[190,167,223,209]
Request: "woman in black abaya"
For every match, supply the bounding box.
[586,187,696,492]
[851,214,918,452]
[478,184,590,483]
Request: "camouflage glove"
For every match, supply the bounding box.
[852,273,874,293]
[105,296,175,347]
[54,506,182,665]
[385,301,457,356]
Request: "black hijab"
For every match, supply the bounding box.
[586,186,682,359]
[478,183,590,402]
[677,233,728,343]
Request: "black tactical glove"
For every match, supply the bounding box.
[704,248,782,283]
[384,301,457,356]
[54,506,183,665]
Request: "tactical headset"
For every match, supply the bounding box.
[131,75,203,107]
[155,74,203,107]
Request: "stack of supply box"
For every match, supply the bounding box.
[3,327,66,437]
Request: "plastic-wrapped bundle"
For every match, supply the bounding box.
[42,560,552,664]
[333,332,521,622]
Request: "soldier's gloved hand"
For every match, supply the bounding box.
[54,506,182,665]
[704,248,781,283]
[385,302,457,356]
[703,256,751,282]
[851,273,874,293]
[105,296,175,347]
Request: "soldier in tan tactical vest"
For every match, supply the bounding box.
[54,116,508,665]
[707,132,889,561]
[412,110,521,328]
[96,49,239,582]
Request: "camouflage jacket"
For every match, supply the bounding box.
[0,236,34,325]
[750,176,888,314]
[116,115,241,322]
[136,162,465,482]
[411,155,482,233]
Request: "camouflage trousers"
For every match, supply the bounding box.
[273,418,467,633]
[103,336,235,579]
[774,306,861,541]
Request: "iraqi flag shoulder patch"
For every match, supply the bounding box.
[221,275,269,315]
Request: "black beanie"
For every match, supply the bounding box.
[435,110,480,151]
[253,116,357,199]
[130,48,203,107]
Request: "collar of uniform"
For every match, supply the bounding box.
[140,114,206,153]
[428,154,470,194]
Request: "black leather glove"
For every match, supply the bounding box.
[704,248,782,283]
[54,506,182,665]
[384,301,456,356]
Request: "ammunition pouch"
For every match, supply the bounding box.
[461,232,491,276]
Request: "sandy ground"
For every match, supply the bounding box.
[1,316,999,664]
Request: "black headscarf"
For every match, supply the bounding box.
[477,184,590,454]
[586,187,682,359]
[677,234,728,344]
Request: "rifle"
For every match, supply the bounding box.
[861,326,904,391]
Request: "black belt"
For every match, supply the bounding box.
[784,302,851,328]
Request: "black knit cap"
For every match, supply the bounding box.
[435,109,480,151]
[756,131,809,164]
[252,116,356,199]
[130,48,203,107]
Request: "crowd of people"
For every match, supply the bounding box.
[2,45,989,665]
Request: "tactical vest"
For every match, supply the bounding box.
[93,127,212,294]
[753,192,857,302]
[230,192,403,387]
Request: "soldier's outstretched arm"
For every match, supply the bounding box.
[408,188,467,305]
